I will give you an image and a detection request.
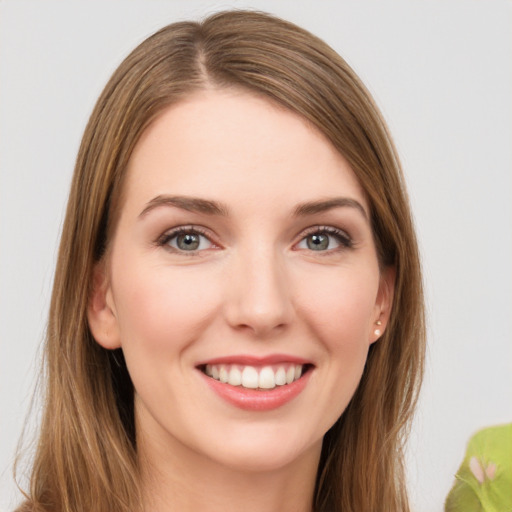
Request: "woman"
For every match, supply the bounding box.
[15,10,425,512]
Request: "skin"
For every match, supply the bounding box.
[88,88,394,512]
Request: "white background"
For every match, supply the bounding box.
[1,1,511,510]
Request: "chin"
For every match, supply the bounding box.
[199,426,322,474]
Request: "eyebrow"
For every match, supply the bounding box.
[293,197,368,220]
[139,195,230,218]
[138,195,368,220]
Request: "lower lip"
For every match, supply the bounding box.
[200,370,312,411]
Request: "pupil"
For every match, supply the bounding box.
[308,234,328,251]
[178,233,199,250]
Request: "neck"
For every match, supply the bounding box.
[138,429,320,512]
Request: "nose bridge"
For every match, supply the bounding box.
[225,240,293,336]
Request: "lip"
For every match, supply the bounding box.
[196,354,314,412]
[196,353,311,366]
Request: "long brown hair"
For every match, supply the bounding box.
[16,10,425,512]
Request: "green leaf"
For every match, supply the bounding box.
[444,423,512,512]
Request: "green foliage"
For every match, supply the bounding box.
[445,423,512,512]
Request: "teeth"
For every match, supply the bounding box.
[275,366,286,386]
[258,366,276,389]
[228,366,242,386]
[204,363,306,389]
[241,366,259,389]
[219,365,229,383]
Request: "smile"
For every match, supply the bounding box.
[197,357,314,411]
[196,354,315,412]
[202,363,306,390]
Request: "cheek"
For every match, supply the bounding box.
[111,260,222,353]
[294,264,379,349]
[290,264,380,433]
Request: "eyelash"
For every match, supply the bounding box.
[155,225,353,255]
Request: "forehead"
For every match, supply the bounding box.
[123,89,367,215]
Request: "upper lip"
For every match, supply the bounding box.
[196,354,312,366]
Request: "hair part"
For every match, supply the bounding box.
[16,10,425,512]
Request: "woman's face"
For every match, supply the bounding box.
[89,89,393,473]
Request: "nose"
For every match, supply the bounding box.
[223,246,294,338]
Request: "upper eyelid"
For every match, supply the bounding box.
[157,225,218,246]
[298,225,350,237]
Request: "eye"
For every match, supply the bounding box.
[296,227,353,252]
[158,227,215,253]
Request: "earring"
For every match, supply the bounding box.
[374,320,382,337]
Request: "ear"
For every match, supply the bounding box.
[370,265,396,344]
[87,261,122,349]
